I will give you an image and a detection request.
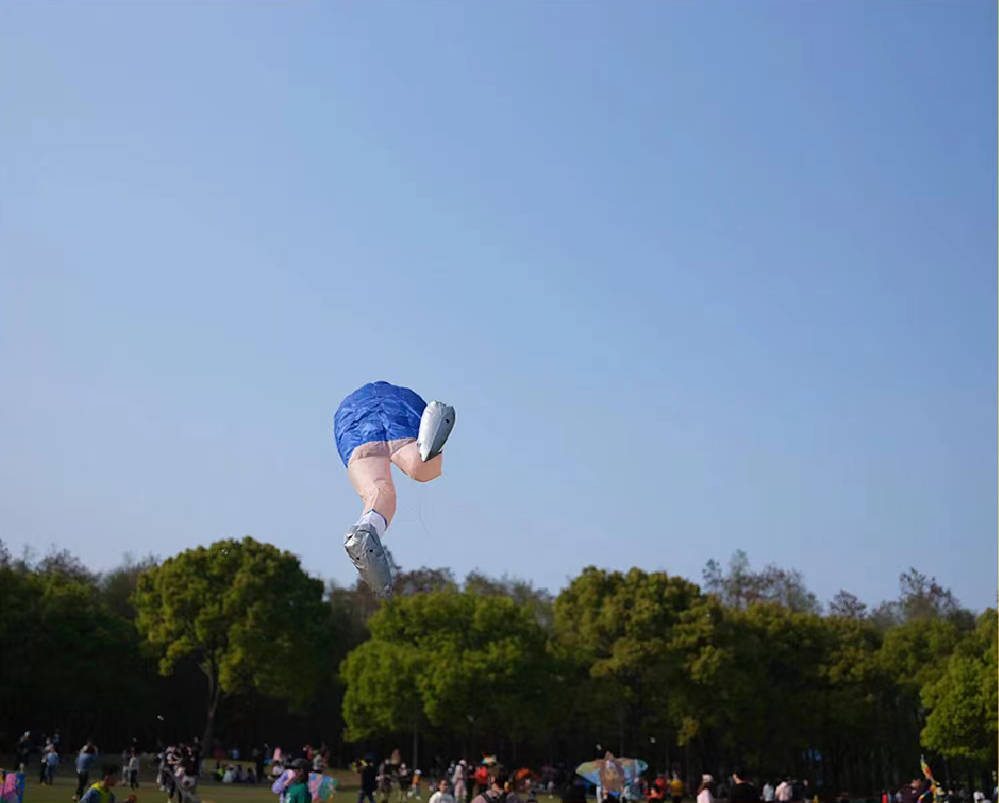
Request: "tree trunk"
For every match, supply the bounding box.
[201,666,222,759]
[412,716,419,773]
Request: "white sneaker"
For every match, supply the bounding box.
[344,522,393,598]
[417,401,455,461]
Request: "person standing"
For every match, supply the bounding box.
[127,750,139,789]
[731,771,760,803]
[399,765,413,802]
[452,761,468,803]
[358,756,379,803]
[763,783,775,802]
[776,779,793,803]
[76,741,99,801]
[670,775,685,803]
[15,731,31,772]
[42,744,59,784]
[379,757,397,803]
[39,743,52,784]
[696,776,715,803]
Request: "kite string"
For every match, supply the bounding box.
[416,497,434,542]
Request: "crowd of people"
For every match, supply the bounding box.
[344,753,999,803]
[5,731,138,803]
[155,741,203,803]
[5,732,998,803]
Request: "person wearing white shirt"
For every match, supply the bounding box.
[763,783,775,802]
[452,761,468,803]
[696,775,715,803]
[429,779,456,803]
[128,752,140,789]
[775,780,793,802]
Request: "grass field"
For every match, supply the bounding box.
[18,773,566,803]
[19,769,364,803]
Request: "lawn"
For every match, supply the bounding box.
[19,770,364,803]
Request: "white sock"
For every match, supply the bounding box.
[358,509,387,537]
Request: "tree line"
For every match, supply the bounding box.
[0,538,994,798]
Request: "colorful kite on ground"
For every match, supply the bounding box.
[920,756,942,802]
[309,774,336,802]
[575,753,648,798]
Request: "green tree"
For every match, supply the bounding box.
[0,543,155,745]
[340,588,555,760]
[101,553,160,619]
[552,567,724,765]
[921,609,998,766]
[464,570,555,629]
[133,536,327,750]
[341,639,423,739]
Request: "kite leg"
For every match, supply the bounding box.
[347,455,397,526]
[391,441,442,482]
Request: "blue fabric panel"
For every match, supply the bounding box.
[333,381,427,466]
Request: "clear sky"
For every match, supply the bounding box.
[1,2,995,612]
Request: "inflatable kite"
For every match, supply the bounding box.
[575,754,648,798]
[334,381,455,598]
[310,774,336,803]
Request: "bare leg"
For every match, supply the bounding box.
[347,455,397,526]
[391,441,442,482]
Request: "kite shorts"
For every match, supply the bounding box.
[333,381,427,466]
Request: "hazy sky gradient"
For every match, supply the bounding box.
[1,2,995,610]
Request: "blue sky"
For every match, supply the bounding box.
[1,2,995,611]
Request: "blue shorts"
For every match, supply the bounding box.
[333,381,427,466]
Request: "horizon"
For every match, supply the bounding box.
[4,535,985,618]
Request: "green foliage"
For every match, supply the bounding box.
[0,542,158,745]
[340,588,554,748]
[2,535,992,791]
[133,536,328,744]
[552,567,724,746]
[921,609,998,762]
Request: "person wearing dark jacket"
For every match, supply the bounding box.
[731,772,760,803]
[472,772,508,803]
[359,758,379,803]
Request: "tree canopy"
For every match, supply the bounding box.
[133,536,328,749]
[0,539,993,796]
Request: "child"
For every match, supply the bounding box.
[80,764,119,803]
[285,759,312,803]
[429,779,455,803]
